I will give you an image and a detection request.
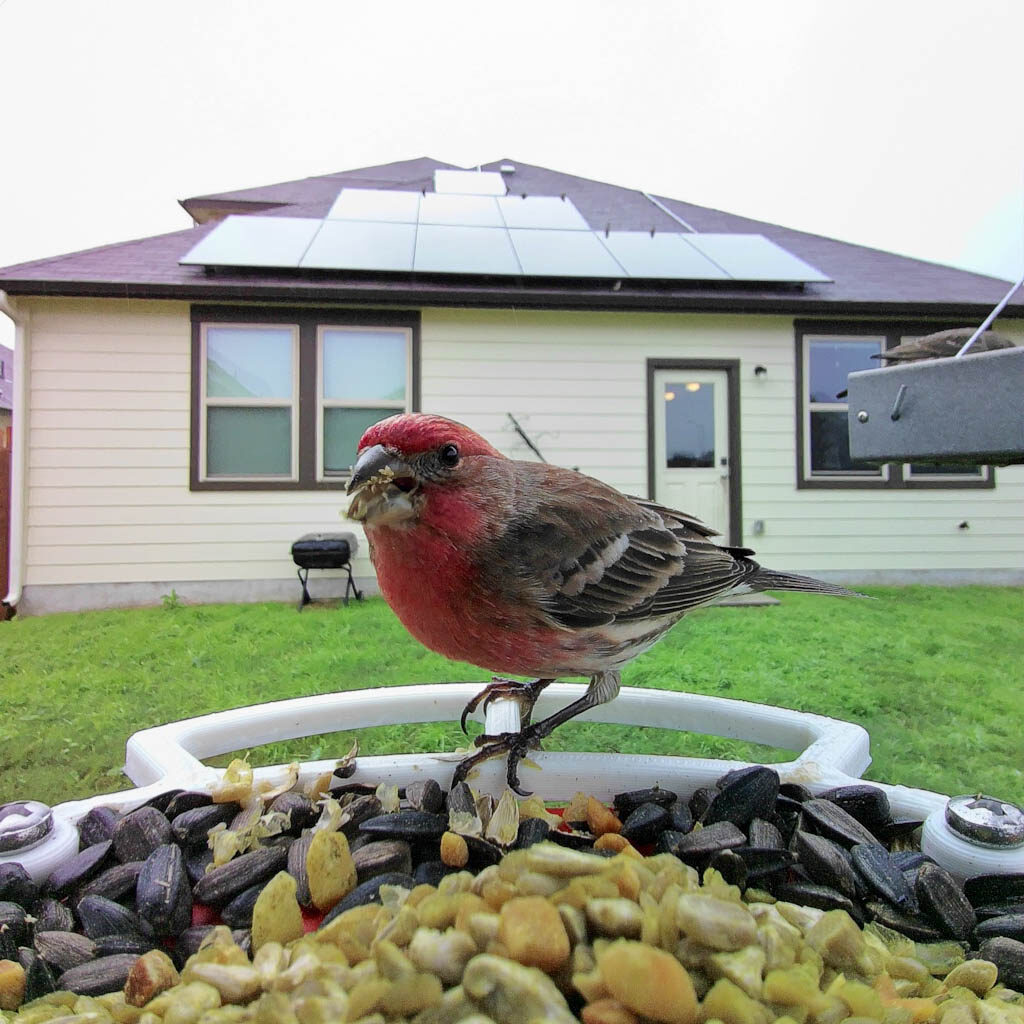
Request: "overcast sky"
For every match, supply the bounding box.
[2,0,1022,350]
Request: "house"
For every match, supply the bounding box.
[0,157,1021,616]
[0,342,12,445]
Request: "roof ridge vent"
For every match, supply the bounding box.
[434,169,507,196]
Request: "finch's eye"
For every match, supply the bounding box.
[439,443,460,467]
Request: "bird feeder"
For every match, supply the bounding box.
[846,346,1024,465]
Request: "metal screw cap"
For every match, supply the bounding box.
[0,800,54,853]
[945,794,1024,848]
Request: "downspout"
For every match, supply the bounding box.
[0,291,27,613]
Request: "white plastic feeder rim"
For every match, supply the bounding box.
[4,684,1021,882]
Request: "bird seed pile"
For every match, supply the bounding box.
[3,761,1024,1023]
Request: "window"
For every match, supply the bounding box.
[203,325,299,479]
[319,327,410,478]
[795,321,992,490]
[191,307,419,490]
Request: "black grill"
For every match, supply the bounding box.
[290,532,362,610]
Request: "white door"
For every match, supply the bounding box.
[653,368,730,535]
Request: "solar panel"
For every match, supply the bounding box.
[417,193,504,227]
[510,229,625,277]
[300,220,416,272]
[327,188,421,222]
[434,170,507,195]
[181,199,832,284]
[414,225,521,275]
[600,232,730,279]
[498,195,590,230]
[179,215,322,267]
[682,234,832,282]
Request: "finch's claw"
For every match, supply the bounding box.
[459,677,555,735]
[450,728,542,797]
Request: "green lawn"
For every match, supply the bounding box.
[2,588,1022,808]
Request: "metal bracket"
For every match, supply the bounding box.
[847,347,1024,464]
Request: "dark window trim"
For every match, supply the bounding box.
[646,358,742,547]
[190,305,421,491]
[794,319,994,491]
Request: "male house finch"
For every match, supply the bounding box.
[347,413,861,792]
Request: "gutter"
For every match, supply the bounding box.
[0,291,27,613]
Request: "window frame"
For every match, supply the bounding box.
[199,321,301,483]
[316,324,413,482]
[191,306,420,491]
[795,320,994,491]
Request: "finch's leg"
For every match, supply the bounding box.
[460,677,555,734]
[452,671,620,796]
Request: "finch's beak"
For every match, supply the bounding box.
[346,444,420,525]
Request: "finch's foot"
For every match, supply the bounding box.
[459,677,554,734]
[451,729,540,795]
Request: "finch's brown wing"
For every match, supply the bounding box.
[478,462,757,629]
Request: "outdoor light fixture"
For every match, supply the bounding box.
[754,365,768,377]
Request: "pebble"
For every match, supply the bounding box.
[582,997,641,1024]
[306,829,357,911]
[598,938,698,1024]
[676,893,758,951]
[463,952,577,1024]
[587,796,623,837]
[498,895,571,971]
[441,830,470,868]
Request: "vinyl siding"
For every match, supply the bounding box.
[418,307,1024,573]
[23,299,368,587]
[19,299,1024,594]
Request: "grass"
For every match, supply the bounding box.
[2,588,1022,808]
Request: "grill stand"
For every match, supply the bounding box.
[296,563,362,611]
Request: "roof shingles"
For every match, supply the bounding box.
[1,157,1019,316]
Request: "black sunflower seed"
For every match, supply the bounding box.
[77,807,120,848]
[220,884,263,929]
[658,820,746,861]
[801,799,881,848]
[353,840,414,883]
[46,841,114,898]
[515,817,552,849]
[319,872,417,926]
[820,784,892,833]
[405,779,444,814]
[359,810,448,842]
[776,882,864,924]
[976,914,1024,943]
[58,953,140,997]
[979,936,1024,990]
[75,894,153,940]
[171,803,238,846]
[704,766,780,830]
[0,863,39,911]
[915,861,976,941]
[748,817,784,849]
[620,802,671,845]
[865,900,943,941]
[612,787,678,817]
[851,843,918,912]
[111,806,172,863]
[794,831,860,900]
[964,873,1024,908]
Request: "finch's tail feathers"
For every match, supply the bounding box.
[751,569,869,599]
